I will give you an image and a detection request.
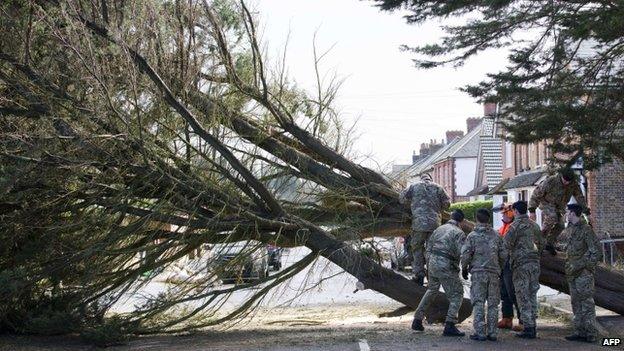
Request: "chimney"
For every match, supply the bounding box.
[429,143,444,154]
[412,150,420,164]
[484,102,497,116]
[466,117,481,132]
[446,130,464,144]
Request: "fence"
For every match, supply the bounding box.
[600,235,624,266]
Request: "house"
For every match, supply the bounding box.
[586,160,624,237]
[430,122,481,202]
[390,118,481,203]
[485,103,624,238]
[468,103,503,201]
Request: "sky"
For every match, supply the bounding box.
[253,0,508,170]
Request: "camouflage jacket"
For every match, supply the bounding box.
[461,224,506,275]
[559,221,602,278]
[399,180,451,232]
[504,214,544,267]
[426,220,466,272]
[528,174,586,212]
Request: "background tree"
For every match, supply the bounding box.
[372,0,624,169]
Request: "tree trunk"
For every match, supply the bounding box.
[540,254,624,315]
[301,222,473,323]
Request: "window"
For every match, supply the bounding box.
[505,141,512,168]
[528,144,535,168]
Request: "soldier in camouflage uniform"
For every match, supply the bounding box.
[400,173,451,285]
[461,208,507,342]
[411,210,466,336]
[504,201,545,339]
[528,168,587,255]
[559,203,602,343]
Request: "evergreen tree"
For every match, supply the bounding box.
[373,0,624,169]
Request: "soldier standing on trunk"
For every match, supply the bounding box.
[400,173,451,285]
[411,209,466,337]
[528,168,588,255]
[559,203,602,343]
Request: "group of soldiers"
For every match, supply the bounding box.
[399,168,602,343]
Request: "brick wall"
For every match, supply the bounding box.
[587,159,624,238]
[433,158,455,202]
[446,130,464,144]
[467,118,481,132]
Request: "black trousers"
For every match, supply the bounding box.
[500,260,520,319]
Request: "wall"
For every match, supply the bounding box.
[492,194,505,231]
[455,157,478,199]
[507,187,544,228]
[433,159,455,201]
[502,140,515,179]
[587,160,624,238]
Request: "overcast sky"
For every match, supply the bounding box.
[254,0,508,170]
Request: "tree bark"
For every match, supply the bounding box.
[540,253,624,315]
[298,221,473,323]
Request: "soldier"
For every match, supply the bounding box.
[400,173,451,285]
[560,203,602,343]
[411,209,466,337]
[505,201,544,339]
[461,208,506,342]
[493,204,522,331]
[528,168,588,255]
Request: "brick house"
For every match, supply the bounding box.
[468,103,504,201]
[431,124,481,202]
[485,105,624,238]
[390,118,481,203]
[586,160,624,237]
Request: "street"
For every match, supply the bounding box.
[112,245,560,314]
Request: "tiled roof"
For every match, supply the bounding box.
[503,170,546,190]
[398,138,460,179]
[478,116,503,187]
[435,123,481,161]
[466,184,489,197]
[481,117,495,137]
[488,178,509,195]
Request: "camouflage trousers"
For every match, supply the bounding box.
[512,262,540,328]
[568,272,598,338]
[541,206,564,246]
[414,267,463,323]
[470,271,500,338]
[410,230,432,280]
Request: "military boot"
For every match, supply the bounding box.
[412,275,425,286]
[411,318,424,332]
[469,334,487,341]
[544,244,557,256]
[515,326,536,339]
[564,334,586,342]
[512,320,524,332]
[497,317,512,329]
[442,322,465,337]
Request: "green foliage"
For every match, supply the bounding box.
[373,0,624,170]
[450,200,493,224]
[79,316,133,347]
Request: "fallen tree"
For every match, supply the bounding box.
[1,0,471,338]
[0,0,622,341]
